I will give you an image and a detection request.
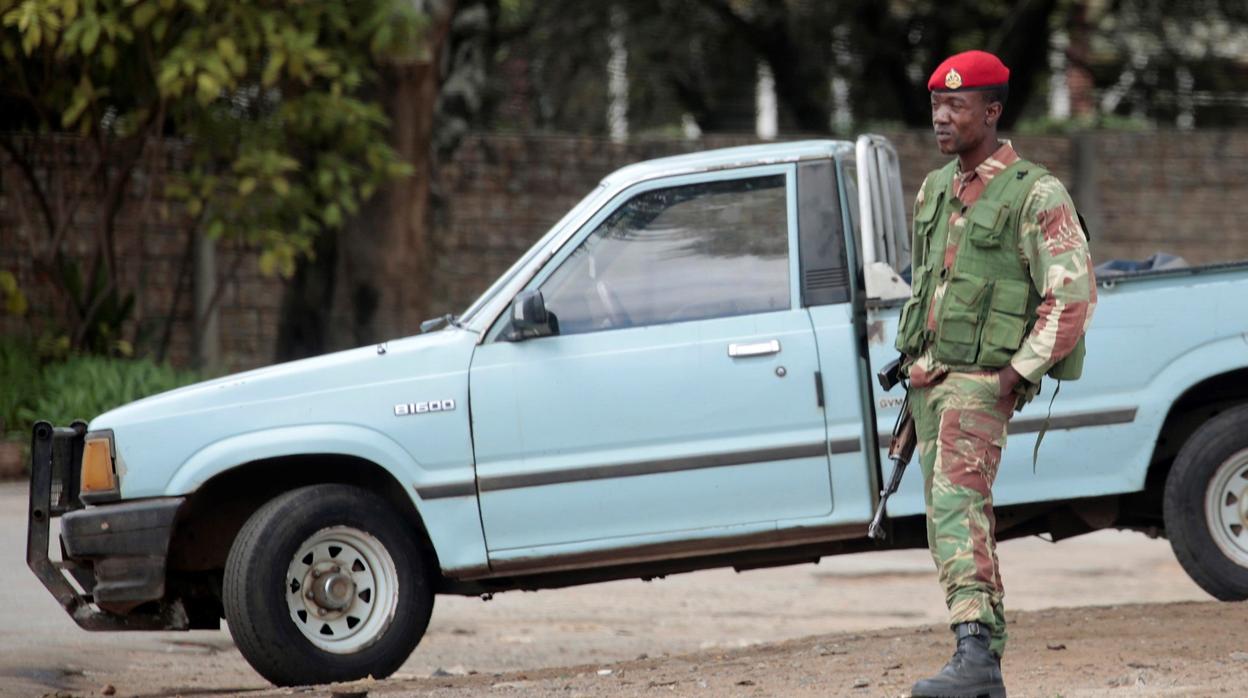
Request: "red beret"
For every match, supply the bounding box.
[927,50,1010,92]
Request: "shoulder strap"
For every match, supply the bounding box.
[932,159,959,199]
[913,162,958,264]
[978,159,1050,245]
[983,158,1049,210]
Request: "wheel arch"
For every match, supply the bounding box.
[167,454,440,578]
[1130,366,1248,526]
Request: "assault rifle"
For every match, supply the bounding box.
[868,356,917,540]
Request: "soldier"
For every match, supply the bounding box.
[895,50,1097,697]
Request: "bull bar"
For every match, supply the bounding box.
[27,420,189,631]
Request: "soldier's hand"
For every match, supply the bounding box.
[997,365,1023,398]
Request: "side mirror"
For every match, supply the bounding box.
[507,290,557,340]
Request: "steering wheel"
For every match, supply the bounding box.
[595,280,633,329]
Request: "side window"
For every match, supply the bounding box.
[540,175,790,335]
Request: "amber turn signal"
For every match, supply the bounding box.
[80,437,117,494]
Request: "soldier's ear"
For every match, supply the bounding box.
[984,98,1003,127]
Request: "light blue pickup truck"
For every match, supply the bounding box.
[28,138,1248,686]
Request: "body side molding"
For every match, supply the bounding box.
[477,438,861,493]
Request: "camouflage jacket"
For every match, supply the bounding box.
[906,141,1098,390]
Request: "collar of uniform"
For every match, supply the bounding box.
[955,140,1019,186]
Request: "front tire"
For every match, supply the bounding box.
[1164,404,1248,600]
[224,484,434,686]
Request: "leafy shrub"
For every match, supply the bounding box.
[12,356,203,436]
[0,337,43,438]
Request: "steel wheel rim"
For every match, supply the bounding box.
[285,526,399,654]
[1205,447,1248,566]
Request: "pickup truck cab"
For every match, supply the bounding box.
[28,137,1248,686]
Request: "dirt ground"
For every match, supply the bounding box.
[32,602,1248,698]
[331,601,1248,697]
[4,479,1245,698]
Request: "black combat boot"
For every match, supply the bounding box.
[910,622,1006,698]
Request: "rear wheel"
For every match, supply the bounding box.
[1164,404,1248,600]
[224,484,434,686]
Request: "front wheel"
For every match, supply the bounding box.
[1164,404,1248,600]
[224,484,434,686]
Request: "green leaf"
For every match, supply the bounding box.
[216,35,235,60]
[156,61,179,91]
[203,53,229,82]
[257,249,278,276]
[131,1,158,29]
[21,22,41,55]
[261,52,284,86]
[195,72,219,102]
[316,168,334,191]
[226,52,245,75]
[0,271,27,317]
[80,21,100,53]
[61,96,88,127]
[323,202,342,227]
[5,3,33,32]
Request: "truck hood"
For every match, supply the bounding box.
[90,328,476,431]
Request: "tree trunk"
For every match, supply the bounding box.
[274,227,339,362]
[277,3,456,360]
[337,57,444,347]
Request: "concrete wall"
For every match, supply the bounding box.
[5,130,1248,370]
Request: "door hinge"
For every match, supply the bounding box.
[815,371,825,408]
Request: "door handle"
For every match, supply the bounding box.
[728,339,781,358]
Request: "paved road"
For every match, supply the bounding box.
[0,481,1212,696]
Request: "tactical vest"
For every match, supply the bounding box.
[895,158,1085,380]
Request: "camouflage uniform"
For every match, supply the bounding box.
[905,141,1097,657]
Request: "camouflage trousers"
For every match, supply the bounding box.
[910,371,1016,657]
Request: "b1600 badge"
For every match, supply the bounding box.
[394,399,456,416]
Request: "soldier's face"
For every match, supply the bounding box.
[931,91,999,155]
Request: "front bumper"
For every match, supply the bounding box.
[27,421,190,630]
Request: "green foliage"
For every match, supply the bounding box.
[8,352,202,437]
[57,255,136,357]
[0,0,426,286]
[0,270,27,317]
[0,337,42,437]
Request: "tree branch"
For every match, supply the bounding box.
[0,135,57,240]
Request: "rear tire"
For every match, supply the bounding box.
[1164,404,1248,600]
[223,484,434,686]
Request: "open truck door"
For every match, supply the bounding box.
[855,134,911,299]
[850,135,924,527]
